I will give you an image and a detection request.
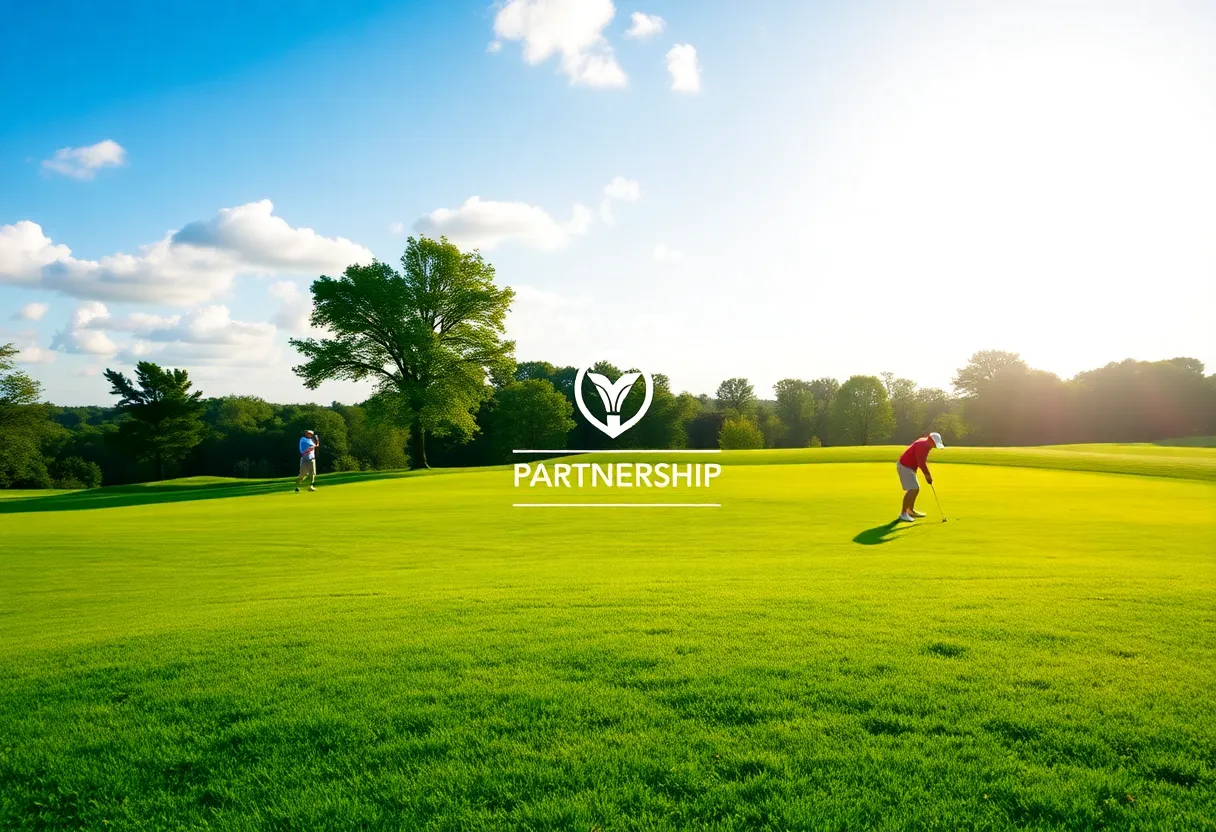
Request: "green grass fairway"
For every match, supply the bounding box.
[2,447,1214,830]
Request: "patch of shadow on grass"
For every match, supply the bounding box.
[983,718,1042,744]
[862,715,915,737]
[923,642,967,658]
[0,470,420,514]
[664,688,787,727]
[717,756,779,782]
[852,520,916,545]
[0,766,100,828]
[1148,764,1202,789]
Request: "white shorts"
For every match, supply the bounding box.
[897,463,919,491]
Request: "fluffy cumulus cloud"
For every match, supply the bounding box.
[41,140,127,180]
[50,300,279,367]
[414,196,593,252]
[624,12,665,39]
[666,44,702,93]
[653,243,684,263]
[13,302,48,321]
[0,221,73,284]
[267,280,314,333]
[494,0,627,87]
[171,200,371,274]
[600,176,640,224]
[0,201,373,305]
[50,302,121,356]
[15,345,56,364]
[142,305,276,345]
[415,176,639,251]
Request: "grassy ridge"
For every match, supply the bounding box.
[556,444,1216,482]
[1,450,1214,830]
[1,444,1211,517]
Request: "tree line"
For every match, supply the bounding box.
[2,236,1213,487]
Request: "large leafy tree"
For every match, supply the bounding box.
[0,343,59,487]
[291,236,515,468]
[493,379,576,457]
[808,377,840,444]
[830,375,895,445]
[881,372,925,443]
[103,362,206,480]
[952,350,1028,398]
[773,378,816,447]
[715,377,756,418]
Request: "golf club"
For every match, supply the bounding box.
[929,482,947,522]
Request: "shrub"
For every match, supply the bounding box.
[719,416,765,450]
[50,456,103,489]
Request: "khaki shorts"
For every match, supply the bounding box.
[897,462,919,491]
[299,458,316,476]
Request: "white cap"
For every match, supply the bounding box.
[929,431,944,449]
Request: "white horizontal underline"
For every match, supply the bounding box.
[513,503,722,508]
[512,449,722,454]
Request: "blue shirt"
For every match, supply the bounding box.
[299,437,316,460]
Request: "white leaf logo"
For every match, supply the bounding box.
[575,365,653,439]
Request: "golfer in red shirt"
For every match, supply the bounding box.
[896,432,944,522]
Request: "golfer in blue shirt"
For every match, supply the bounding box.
[296,430,319,492]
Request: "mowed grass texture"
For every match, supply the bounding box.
[1,448,1214,831]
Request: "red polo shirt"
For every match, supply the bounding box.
[899,437,934,476]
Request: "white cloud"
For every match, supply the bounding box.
[171,200,372,274]
[666,43,701,93]
[487,40,503,54]
[14,302,48,321]
[144,305,276,345]
[50,300,276,367]
[603,176,640,202]
[414,196,593,251]
[494,0,627,88]
[70,301,110,329]
[56,300,178,335]
[49,300,281,369]
[599,176,641,224]
[53,327,119,356]
[268,280,314,333]
[418,177,638,248]
[15,345,56,364]
[654,243,684,263]
[0,221,73,284]
[388,220,407,235]
[624,12,664,39]
[41,139,127,180]
[117,338,280,369]
[0,201,373,305]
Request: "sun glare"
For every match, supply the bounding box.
[800,11,1216,379]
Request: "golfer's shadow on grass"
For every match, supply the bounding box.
[852,520,918,546]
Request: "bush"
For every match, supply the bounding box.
[718,417,765,450]
[332,454,362,472]
[808,436,823,448]
[50,456,103,489]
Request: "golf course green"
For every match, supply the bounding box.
[2,445,1213,830]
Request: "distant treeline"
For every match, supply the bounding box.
[2,342,1212,488]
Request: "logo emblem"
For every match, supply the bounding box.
[574,364,653,438]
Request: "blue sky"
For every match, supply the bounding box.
[2,0,1214,406]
